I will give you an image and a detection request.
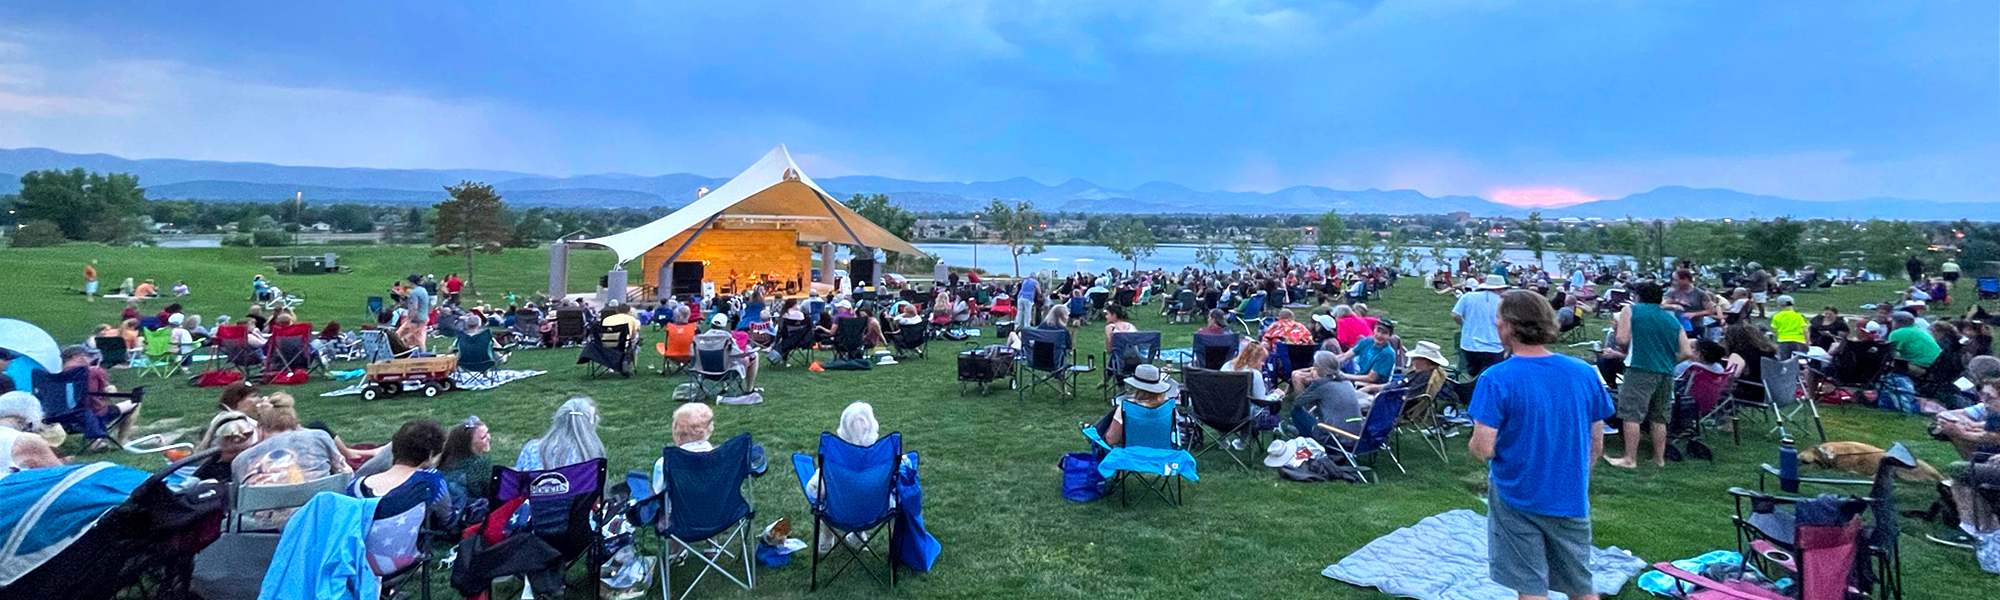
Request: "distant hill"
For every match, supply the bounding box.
[0,146,1988,220]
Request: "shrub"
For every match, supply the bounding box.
[253,230,289,247]
[8,220,68,248]
[222,233,256,247]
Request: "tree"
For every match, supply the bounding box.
[984,198,1043,276]
[1847,219,1928,275]
[1383,229,1412,271]
[1740,218,1806,270]
[1230,238,1260,269]
[1264,221,1301,262]
[8,220,66,248]
[1351,230,1380,268]
[1195,243,1222,271]
[1427,244,1449,273]
[1100,219,1157,273]
[322,203,376,233]
[15,168,148,242]
[432,181,511,295]
[1315,210,1347,262]
[842,194,914,240]
[1523,212,1545,264]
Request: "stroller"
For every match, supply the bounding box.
[2,449,228,600]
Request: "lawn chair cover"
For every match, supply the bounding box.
[659,434,753,542]
[0,463,148,586]
[894,452,941,571]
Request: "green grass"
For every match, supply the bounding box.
[2,244,1996,599]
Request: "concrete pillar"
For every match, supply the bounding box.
[548,242,569,300]
[820,242,836,291]
[606,267,628,306]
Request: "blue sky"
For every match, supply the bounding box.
[0,1,1993,205]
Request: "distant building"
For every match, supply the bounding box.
[309,222,332,232]
[1449,211,1472,224]
[914,218,986,239]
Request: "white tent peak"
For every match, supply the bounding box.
[574,145,927,266]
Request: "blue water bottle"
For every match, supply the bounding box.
[1778,436,1800,493]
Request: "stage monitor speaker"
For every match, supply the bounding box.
[670,262,704,296]
[850,258,877,287]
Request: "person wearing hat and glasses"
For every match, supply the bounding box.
[1453,275,1511,378]
[1101,364,1176,447]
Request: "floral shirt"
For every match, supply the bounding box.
[1261,318,1314,346]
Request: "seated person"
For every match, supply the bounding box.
[59,346,143,450]
[1101,365,1178,448]
[192,410,260,482]
[600,303,641,347]
[650,402,717,494]
[0,391,64,474]
[1223,341,1283,407]
[437,416,493,509]
[1293,351,1367,440]
[697,314,763,392]
[1196,309,1230,336]
[1363,340,1447,399]
[517,397,606,471]
[346,420,452,576]
[1556,296,1582,333]
[1936,379,2000,461]
[1333,320,1398,386]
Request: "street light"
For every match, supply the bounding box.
[971,213,981,273]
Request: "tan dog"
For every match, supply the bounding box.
[1800,441,1944,483]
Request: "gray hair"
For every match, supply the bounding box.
[1890,311,1915,327]
[1329,305,1355,319]
[1045,304,1070,328]
[539,396,606,468]
[1313,350,1343,377]
[674,305,691,324]
[0,391,43,428]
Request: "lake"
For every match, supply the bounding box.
[911,242,1630,275]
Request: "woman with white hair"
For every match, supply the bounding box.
[516,397,606,470]
[806,401,904,552]
[0,391,63,476]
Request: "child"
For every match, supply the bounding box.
[172,280,191,297]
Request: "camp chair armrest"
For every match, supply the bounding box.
[1316,422,1361,440]
[1650,562,1782,600]
[1756,463,1872,487]
[94,386,147,403]
[1724,486,1806,504]
[122,433,194,455]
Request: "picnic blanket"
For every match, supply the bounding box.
[1160,347,1195,364]
[1323,509,1646,600]
[319,369,546,397]
[0,463,148,586]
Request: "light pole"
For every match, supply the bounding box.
[971,213,981,274]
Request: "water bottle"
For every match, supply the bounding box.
[1778,436,1800,493]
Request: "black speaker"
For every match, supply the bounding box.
[850,258,877,286]
[670,262,704,296]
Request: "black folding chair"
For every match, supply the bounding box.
[576,323,634,377]
[1103,331,1163,400]
[1184,368,1260,469]
[1019,327,1083,400]
[1192,332,1240,370]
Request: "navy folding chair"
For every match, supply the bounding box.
[1103,331,1163,400]
[1192,332,1240,370]
[1319,386,1408,483]
[490,458,609,597]
[791,432,903,590]
[32,367,144,443]
[1018,327,1082,400]
[650,434,756,599]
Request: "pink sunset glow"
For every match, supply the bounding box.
[1489,188,1597,207]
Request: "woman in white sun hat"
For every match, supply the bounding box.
[1102,364,1177,447]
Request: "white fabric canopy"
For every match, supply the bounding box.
[575,145,927,265]
[0,318,61,372]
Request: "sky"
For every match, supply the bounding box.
[0,1,1994,206]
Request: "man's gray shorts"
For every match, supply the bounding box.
[1489,493,1596,597]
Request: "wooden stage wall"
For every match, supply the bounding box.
[641,227,812,295]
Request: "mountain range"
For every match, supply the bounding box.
[0,147,1987,221]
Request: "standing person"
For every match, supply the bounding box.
[83,261,98,302]
[1768,295,1808,358]
[1452,275,1510,378]
[1663,269,1719,341]
[1941,257,1961,291]
[1018,275,1041,328]
[407,275,434,324]
[1606,281,1687,469]
[1742,263,1771,318]
[444,273,465,306]
[1906,255,1925,284]
[1468,290,1614,600]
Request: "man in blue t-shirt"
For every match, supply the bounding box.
[1469,290,1614,600]
[1335,319,1398,386]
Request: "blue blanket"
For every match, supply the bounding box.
[0,463,148,585]
[1323,509,1645,600]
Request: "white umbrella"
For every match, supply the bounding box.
[0,318,62,372]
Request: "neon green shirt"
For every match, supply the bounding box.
[1769,309,1807,344]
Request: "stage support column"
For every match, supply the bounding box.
[549,242,569,300]
[606,267,628,306]
[820,242,836,291]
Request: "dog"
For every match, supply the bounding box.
[1800,441,1944,482]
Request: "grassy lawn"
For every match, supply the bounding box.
[1,244,1995,599]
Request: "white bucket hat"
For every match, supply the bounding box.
[1263,437,1327,468]
[1478,275,1510,290]
[1123,364,1174,395]
[1407,341,1450,368]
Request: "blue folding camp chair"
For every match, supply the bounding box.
[1083,400,1197,506]
[791,432,903,590]
[454,329,505,387]
[647,434,756,600]
[1230,294,1267,335]
[32,367,145,443]
[1018,327,1086,400]
[1317,386,1408,483]
[1103,331,1163,400]
[1979,277,1999,301]
[1067,296,1090,326]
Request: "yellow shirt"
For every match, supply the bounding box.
[601,313,640,344]
[1769,309,1807,344]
